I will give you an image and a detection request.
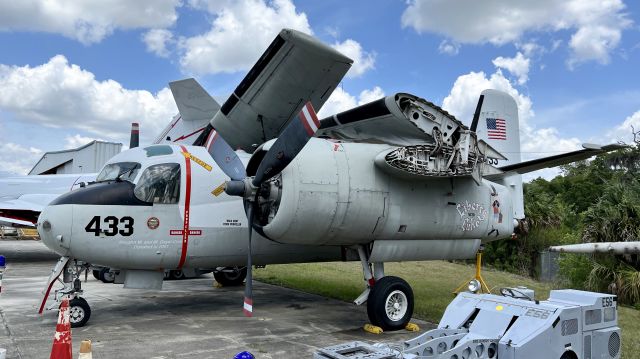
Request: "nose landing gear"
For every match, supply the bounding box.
[40,257,93,328]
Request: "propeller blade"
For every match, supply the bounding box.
[243,205,254,317]
[252,102,319,186]
[204,127,246,181]
[129,123,140,149]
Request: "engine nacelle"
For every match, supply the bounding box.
[258,138,514,246]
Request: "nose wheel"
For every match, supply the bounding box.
[43,258,93,327]
[66,297,91,328]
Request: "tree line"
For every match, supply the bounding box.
[483,134,640,306]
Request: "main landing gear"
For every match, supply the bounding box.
[354,245,415,332]
[213,266,247,286]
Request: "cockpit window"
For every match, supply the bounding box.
[133,163,181,204]
[144,145,173,157]
[96,162,141,182]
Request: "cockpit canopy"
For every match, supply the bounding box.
[133,163,181,204]
[96,162,141,182]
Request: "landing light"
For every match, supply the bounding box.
[468,279,481,293]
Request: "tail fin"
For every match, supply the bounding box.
[129,122,140,148]
[474,89,524,219]
[153,78,220,145]
[169,78,221,123]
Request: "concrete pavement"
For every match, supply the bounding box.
[0,240,431,358]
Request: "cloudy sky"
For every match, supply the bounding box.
[0,0,638,178]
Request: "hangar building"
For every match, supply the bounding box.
[28,140,122,175]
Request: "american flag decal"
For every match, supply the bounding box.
[486,118,506,140]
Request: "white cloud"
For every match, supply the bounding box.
[143,29,174,58]
[0,0,180,44]
[0,55,177,143]
[492,52,530,85]
[401,0,632,66]
[442,69,583,180]
[442,70,533,126]
[608,110,640,144]
[317,86,386,118]
[178,0,312,74]
[568,25,621,68]
[0,142,43,175]
[358,86,385,105]
[331,39,375,78]
[517,42,544,58]
[174,1,374,77]
[438,40,460,55]
[64,134,104,150]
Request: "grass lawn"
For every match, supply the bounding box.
[254,261,640,359]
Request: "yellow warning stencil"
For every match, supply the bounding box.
[212,183,225,197]
[184,152,212,171]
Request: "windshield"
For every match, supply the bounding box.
[96,162,141,182]
[133,163,181,204]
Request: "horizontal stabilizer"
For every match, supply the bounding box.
[491,143,625,176]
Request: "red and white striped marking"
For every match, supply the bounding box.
[299,102,319,136]
[49,298,72,359]
[131,122,139,133]
[177,145,193,269]
[205,129,218,151]
[243,297,253,317]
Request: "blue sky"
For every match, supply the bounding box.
[0,0,638,177]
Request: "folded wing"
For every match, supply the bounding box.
[211,29,352,151]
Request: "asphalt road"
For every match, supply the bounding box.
[0,240,430,358]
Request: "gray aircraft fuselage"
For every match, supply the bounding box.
[38,141,513,271]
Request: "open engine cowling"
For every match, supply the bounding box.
[253,138,514,246]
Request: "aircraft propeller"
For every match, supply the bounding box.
[204,101,320,316]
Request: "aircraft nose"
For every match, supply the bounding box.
[38,204,73,256]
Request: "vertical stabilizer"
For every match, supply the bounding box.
[475,89,524,219]
[169,78,221,123]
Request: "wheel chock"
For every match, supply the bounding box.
[363,323,383,334]
[405,322,420,332]
[214,282,223,288]
[79,339,92,359]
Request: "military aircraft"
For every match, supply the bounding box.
[0,101,213,229]
[36,28,621,330]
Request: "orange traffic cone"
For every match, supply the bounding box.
[50,297,72,359]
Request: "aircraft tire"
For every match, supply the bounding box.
[169,270,185,280]
[92,270,100,280]
[68,297,91,328]
[366,276,414,331]
[214,267,247,286]
[98,268,115,283]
